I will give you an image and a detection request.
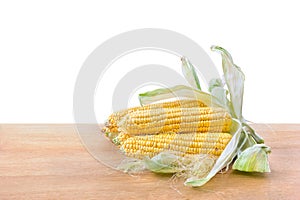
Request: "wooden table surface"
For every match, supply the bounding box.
[0,124,299,200]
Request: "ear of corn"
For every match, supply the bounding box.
[118,107,231,135]
[116,132,232,159]
[103,99,207,133]
[103,99,233,160]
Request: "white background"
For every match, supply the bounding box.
[1,0,299,123]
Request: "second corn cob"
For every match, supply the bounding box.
[116,132,232,159]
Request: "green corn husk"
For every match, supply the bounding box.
[144,152,182,173]
[181,56,202,90]
[211,45,245,120]
[117,158,146,173]
[233,144,271,173]
[210,45,270,174]
[138,84,222,107]
[144,152,217,179]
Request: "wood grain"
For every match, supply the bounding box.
[0,124,299,200]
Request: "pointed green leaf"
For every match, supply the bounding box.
[211,46,245,120]
[181,56,201,90]
[184,177,210,187]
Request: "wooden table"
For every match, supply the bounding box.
[0,124,299,200]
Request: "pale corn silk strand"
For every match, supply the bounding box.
[116,152,217,181]
[174,154,217,179]
[169,154,216,194]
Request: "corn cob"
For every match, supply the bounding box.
[117,132,232,159]
[118,107,231,135]
[103,99,207,133]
